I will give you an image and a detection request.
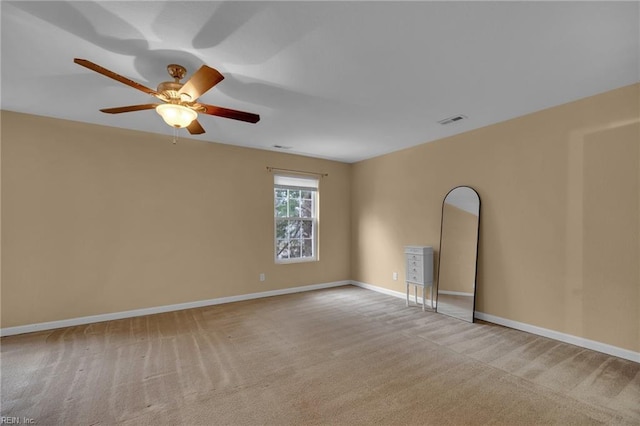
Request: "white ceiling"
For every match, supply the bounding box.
[2,1,638,163]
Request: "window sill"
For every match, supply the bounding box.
[275,257,318,265]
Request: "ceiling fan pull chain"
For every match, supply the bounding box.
[172,127,178,145]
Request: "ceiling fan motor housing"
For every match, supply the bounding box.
[157,80,187,102]
[158,64,191,102]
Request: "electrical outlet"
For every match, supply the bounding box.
[393,272,398,281]
[259,273,266,282]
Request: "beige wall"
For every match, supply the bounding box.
[1,112,351,327]
[2,84,639,354]
[351,83,639,353]
[438,204,478,294]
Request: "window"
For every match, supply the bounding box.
[274,175,318,263]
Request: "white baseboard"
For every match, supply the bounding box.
[351,281,639,364]
[351,281,436,308]
[474,312,640,363]
[0,280,350,337]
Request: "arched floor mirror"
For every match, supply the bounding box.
[436,186,481,322]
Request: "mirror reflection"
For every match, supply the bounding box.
[436,186,481,322]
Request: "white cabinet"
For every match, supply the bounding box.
[405,246,434,310]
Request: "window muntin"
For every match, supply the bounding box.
[274,175,318,263]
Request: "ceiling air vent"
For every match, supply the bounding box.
[438,115,467,125]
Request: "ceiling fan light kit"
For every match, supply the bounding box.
[155,103,197,128]
[73,58,259,136]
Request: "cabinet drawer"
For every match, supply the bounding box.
[404,246,425,255]
[407,275,424,284]
[406,263,424,283]
[407,258,423,268]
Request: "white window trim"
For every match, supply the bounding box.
[274,174,319,264]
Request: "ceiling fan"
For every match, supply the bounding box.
[74,58,260,135]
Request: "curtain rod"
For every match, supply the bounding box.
[266,166,328,177]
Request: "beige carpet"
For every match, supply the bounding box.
[1,286,639,425]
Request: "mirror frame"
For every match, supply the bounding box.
[436,186,481,323]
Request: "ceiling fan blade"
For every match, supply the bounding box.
[178,65,224,101]
[187,119,206,135]
[200,104,260,123]
[74,58,159,97]
[100,104,160,114]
